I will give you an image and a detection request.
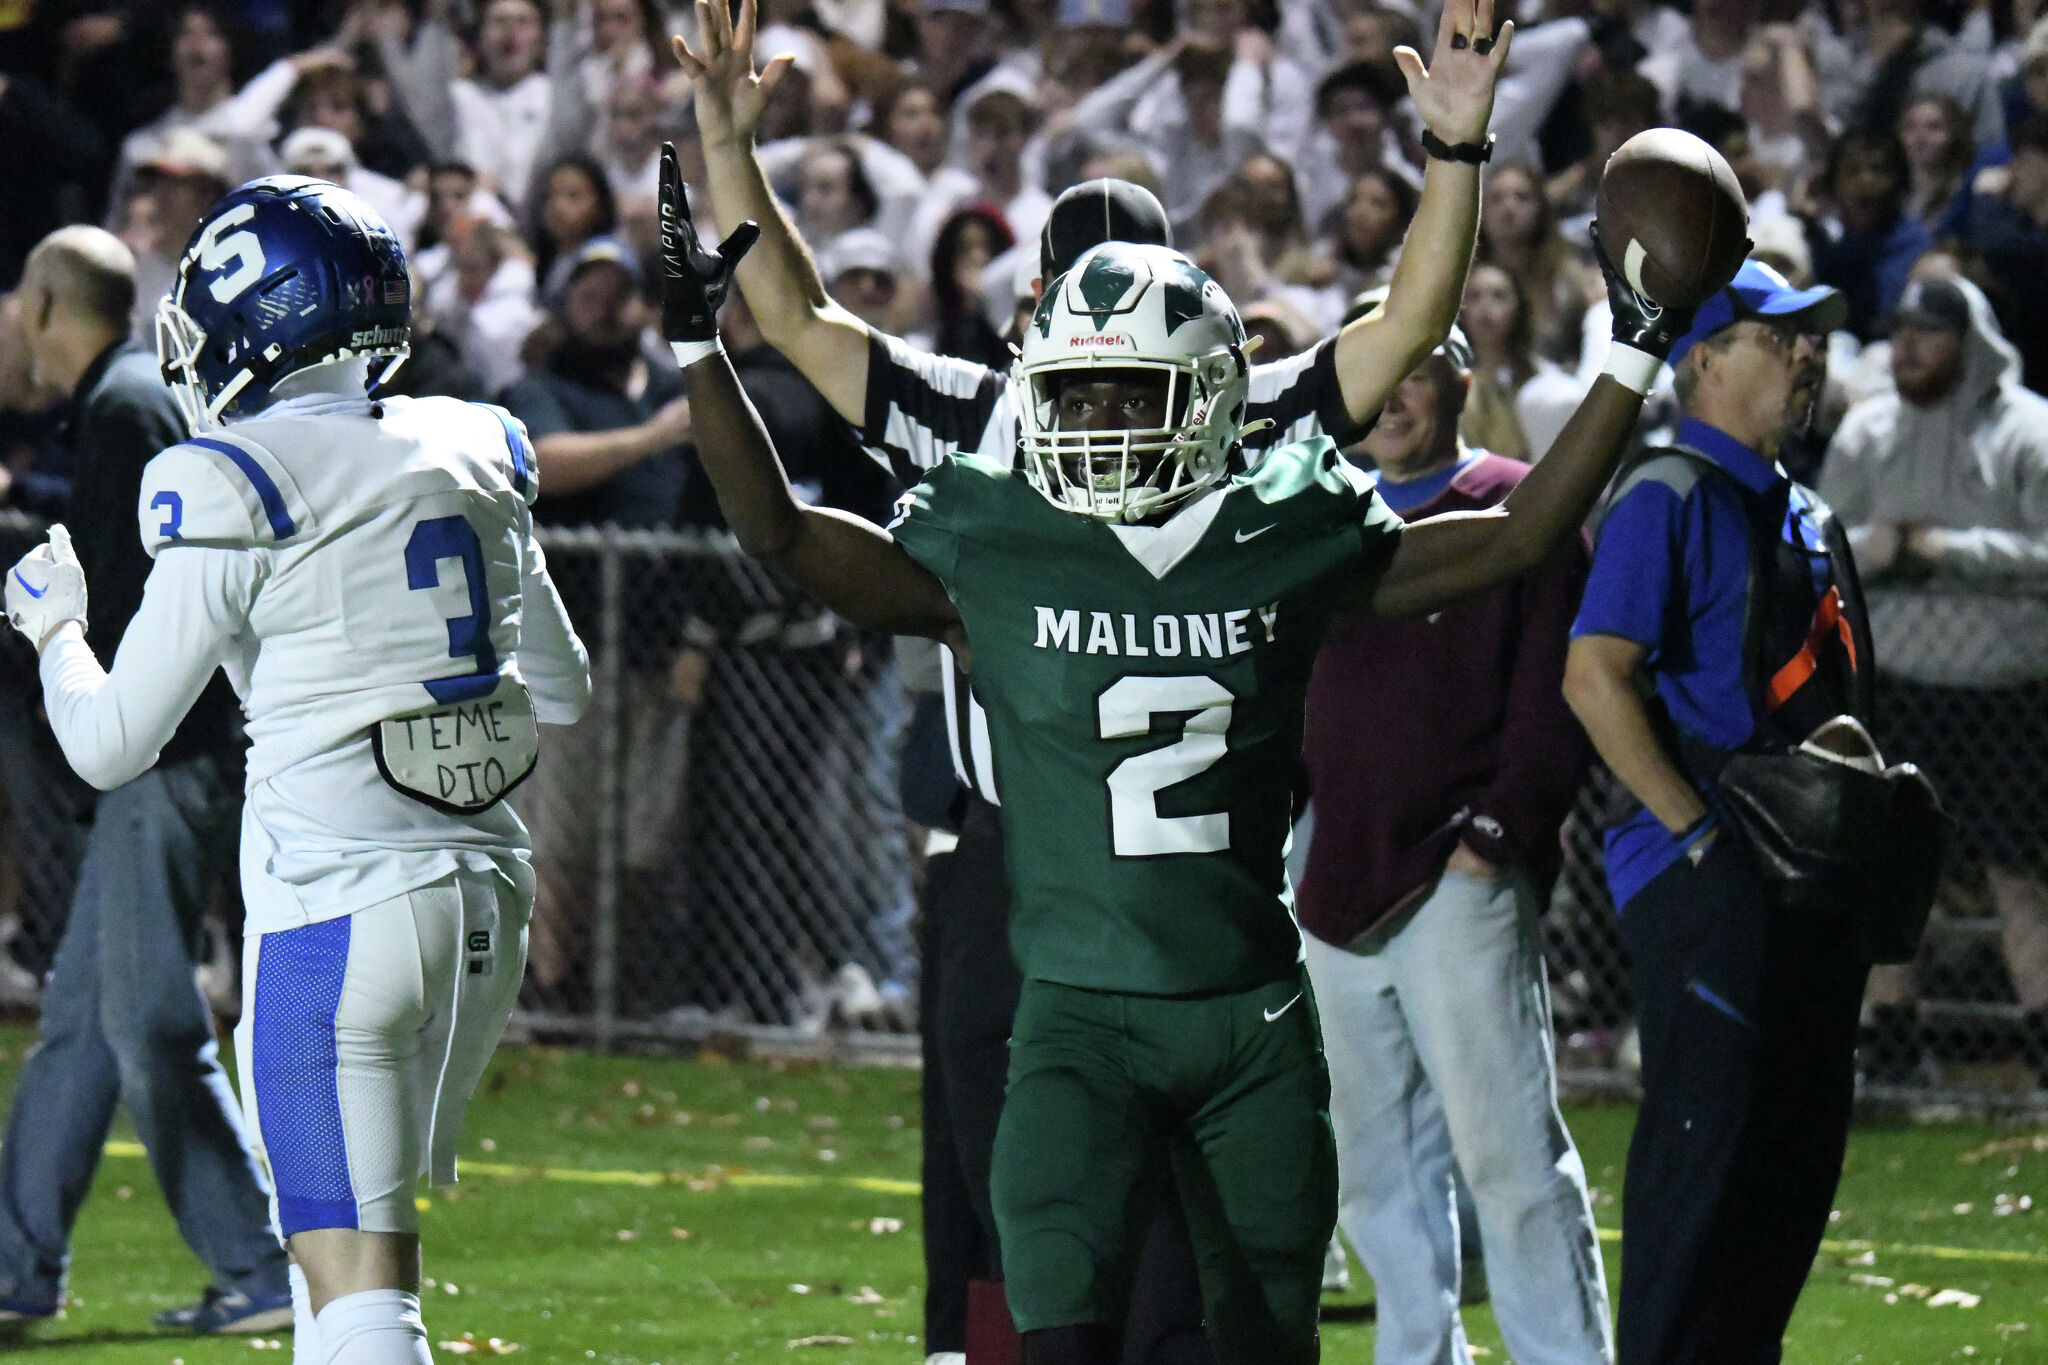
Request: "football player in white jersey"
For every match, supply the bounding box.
[4,177,591,1365]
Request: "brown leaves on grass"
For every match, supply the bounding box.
[1959,1135,2048,1164]
[437,1333,522,1354]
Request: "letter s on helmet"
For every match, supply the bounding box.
[1011,243,1250,523]
[156,175,411,432]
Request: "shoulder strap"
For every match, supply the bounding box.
[1595,448,1712,532]
[1807,484,1877,721]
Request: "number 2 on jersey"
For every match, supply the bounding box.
[1097,675,1235,856]
[406,516,499,703]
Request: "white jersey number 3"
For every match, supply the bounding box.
[1097,675,1234,857]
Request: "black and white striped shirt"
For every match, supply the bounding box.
[863,330,1368,806]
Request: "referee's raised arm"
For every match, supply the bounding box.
[673,0,872,427]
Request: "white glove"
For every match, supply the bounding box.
[6,524,88,652]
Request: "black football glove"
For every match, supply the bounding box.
[659,141,759,346]
[1590,221,1700,361]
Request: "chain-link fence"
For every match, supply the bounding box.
[509,526,917,1051]
[0,511,2041,1100]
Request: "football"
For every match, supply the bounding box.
[1595,128,1751,311]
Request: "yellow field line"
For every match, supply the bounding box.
[101,1141,2048,1266]
[102,1141,921,1197]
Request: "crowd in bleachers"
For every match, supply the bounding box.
[2,0,2048,466]
[1,0,2046,1042]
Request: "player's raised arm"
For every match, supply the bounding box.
[658,146,963,645]
[1328,0,1511,426]
[1362,232,1690,618]
[672,0,871,426]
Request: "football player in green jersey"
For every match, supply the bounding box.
[660,13,1710,1365]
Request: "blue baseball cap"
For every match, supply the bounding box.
[1666,260,1848,369]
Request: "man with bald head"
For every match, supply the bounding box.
[0,227,290,1337]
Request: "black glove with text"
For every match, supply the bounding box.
[659,141,759,351]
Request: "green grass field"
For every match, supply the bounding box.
[7,1024,2048,1364]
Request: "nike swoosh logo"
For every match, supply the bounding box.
[1263,993,1303,1023]
[1235,525,1276,543]
[11,572,45,599]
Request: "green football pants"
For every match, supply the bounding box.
[990,972,1338,1363]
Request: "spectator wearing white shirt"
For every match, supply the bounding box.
[109,4,287,218]
[113,128,232,344]
[1548,68,1663,239]
[910,73,1051,273]
[1821,274,2048,1083]
[277,126,427,253]
[1053,0,1312,185]
[1178,0,1314,160]
[1459,262,1589,463]
[760,130,929,257]
[1479,164,1595,369]
[1194,152,1330,326]
[412,160,500,286]
[1294,59,1414,239]
[1486,14,1594,170]
[1306,167,1417,320]
[817,227,915,339]
[423,211,543,397]
[577,0,669,126]
[873,81,951,182]
[1639,0,1758,118]
[278,53,434,184]
[1732,23,1830,198]
[915,0,1001,108]
[1035,0,1145,119]
[794,138,884,256]
[1817,0,2005,150]
[1057,35,1268,230]
[448,0,586,207]
[598,72,668,220]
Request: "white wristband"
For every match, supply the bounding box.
[1603,341,1663,396]
[671,337,724,368]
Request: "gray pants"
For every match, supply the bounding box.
[1303,869,1612,1365]
[0,754,286,1308]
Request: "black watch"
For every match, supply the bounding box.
[1421,129,1496,164]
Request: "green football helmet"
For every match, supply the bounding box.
[1012,243,1251,523]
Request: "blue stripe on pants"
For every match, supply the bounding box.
[253,916,357,1236]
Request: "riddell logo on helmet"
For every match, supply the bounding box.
[1070,334,1131,347]
[349,326,405,348]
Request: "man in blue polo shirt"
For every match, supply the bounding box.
[1562,261,1867,1364]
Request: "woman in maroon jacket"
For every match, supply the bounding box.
[1296,323,1612,1365]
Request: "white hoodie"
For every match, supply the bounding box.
[1822,276,2048,686]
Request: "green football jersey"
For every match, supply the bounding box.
[891,438,1403,995]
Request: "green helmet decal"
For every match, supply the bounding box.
[1159,257,1244,341]
[1077,250,1143,333]
[1033,287,1058,339]
[1160,259,1209,337]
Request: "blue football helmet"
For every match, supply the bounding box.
[156,175,411,431]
